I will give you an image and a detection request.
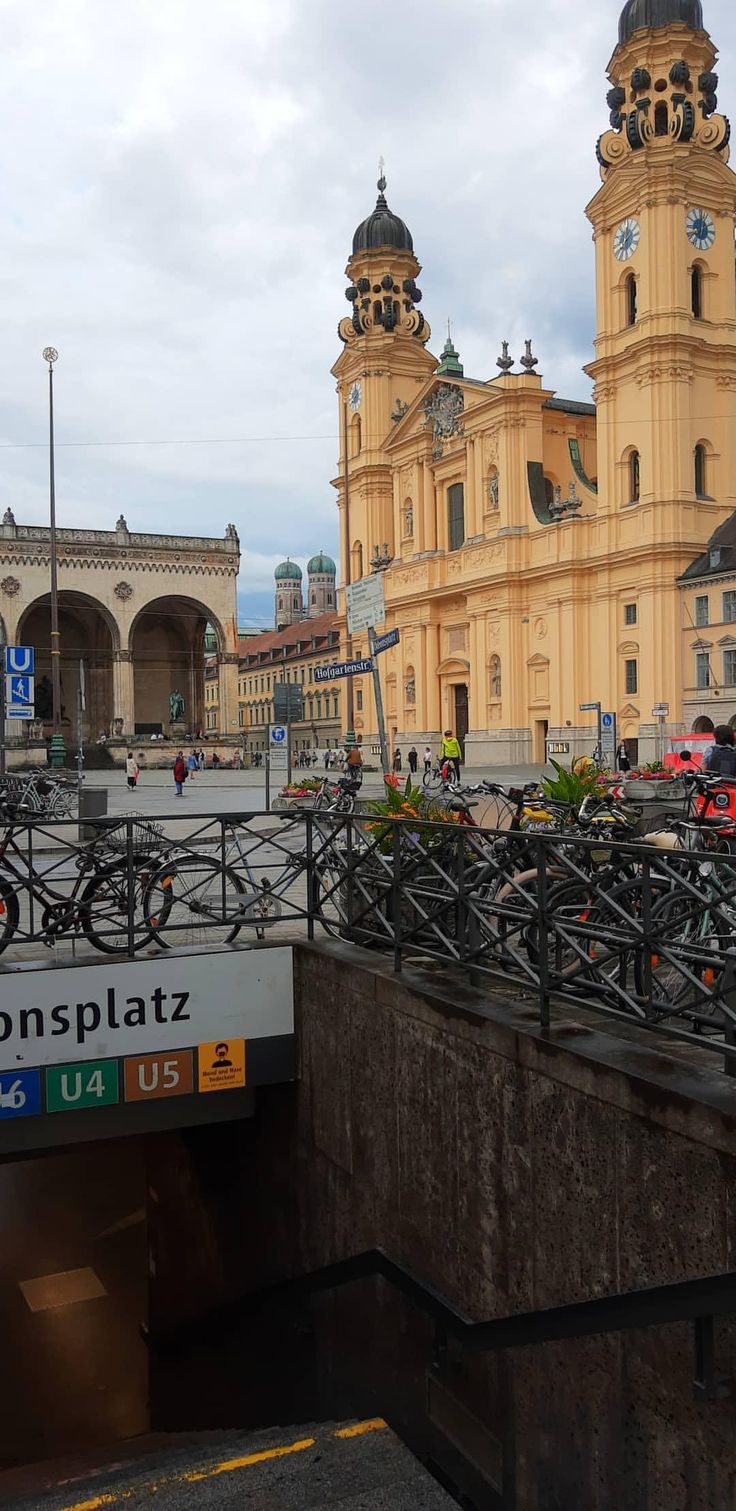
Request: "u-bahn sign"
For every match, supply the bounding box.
[0,948,295,1126]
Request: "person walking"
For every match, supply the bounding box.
[173,751,187,797]
[423,745,432,778]
[408,746,418,775]
[393,747,402,774]
[324,748,331,771]
[616,741,631,774]
[125,752,139,791]
[441,729,462,783]
[187,750,197,781]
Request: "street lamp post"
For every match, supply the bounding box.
[43,347,65,768]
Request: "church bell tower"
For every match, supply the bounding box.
[332,173,436,591]
[587,0,736,530]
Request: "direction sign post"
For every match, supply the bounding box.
[346,575,385,635]
[368,627,389,774]
[600,711,617,770]
[579,701,603,763]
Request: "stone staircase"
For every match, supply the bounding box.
[2,1419,457,1510]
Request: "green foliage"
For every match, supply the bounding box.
[542,759,602,804]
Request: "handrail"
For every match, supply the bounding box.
[152,1246,736,1363]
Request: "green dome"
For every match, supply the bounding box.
[307,552,336,575]
[274,558,302,581]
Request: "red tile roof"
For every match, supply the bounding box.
[238,612,340,665]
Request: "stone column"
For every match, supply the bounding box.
[113,651,135,736]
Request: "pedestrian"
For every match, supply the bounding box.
[704,725,736,776]
[311,750,318,766]
[616,741,631,774]
[173,751,187,797]
[324,748,331,770]
[345,743,363,784]
[212,751,220,769]
[441,729,462,783]
[393,747,402,774]
[187,750,197,781]
[125,751,139,791]
[423,745,432,777]
[198,749,205,771]
[408,746,418,774]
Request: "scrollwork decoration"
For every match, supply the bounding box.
[421,384,465,460]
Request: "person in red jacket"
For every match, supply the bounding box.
[173,751,187,796]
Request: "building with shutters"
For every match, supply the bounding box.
[330,0,736,765]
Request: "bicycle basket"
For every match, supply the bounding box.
[100,816,165,850]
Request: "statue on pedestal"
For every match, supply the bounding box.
[169,689,185,725]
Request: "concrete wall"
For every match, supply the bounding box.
[148,943,736,1509]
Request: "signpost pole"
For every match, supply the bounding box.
[265,726,271,813]
[0,635,5,780]
[286,696,292,788]
[368,626,389,775]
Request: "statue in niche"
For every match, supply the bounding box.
[405,676,416,706]
[169,689,185,723]
[488,471,499,510]
[490,657,502,699]
[404,502,414,537]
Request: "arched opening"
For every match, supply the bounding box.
[351,541,363,582]
[626,273,637,326]
[129,595,222,737]
[629,449,641,503]
[18,592,117,742]
[691,264,703,319]
[350,416,362,458]
[654,102,669,136]
[694,442,708,498]
[693,716,715,734]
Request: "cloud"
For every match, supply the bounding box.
[0,0,732,614]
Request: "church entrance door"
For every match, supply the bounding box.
[454,684,469,756]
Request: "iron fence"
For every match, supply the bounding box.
[1,806,736,1072]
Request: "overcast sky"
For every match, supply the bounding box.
[0,0,733,622]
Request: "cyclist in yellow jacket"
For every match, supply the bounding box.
[441,729,462,783]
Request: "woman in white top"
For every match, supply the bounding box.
[125,753,139,790]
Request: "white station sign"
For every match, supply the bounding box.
[0,948,294,1071]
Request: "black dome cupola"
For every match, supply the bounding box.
[619,0,703,44]
[352,175,414,255]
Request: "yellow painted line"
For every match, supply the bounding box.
[184,1436,316,1482]
[57,1421,384,1508]
[334,1418,387,1439]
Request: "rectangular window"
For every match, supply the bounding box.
[696,652,711,690]
[624,603,637,626]
[333,696,339,719]
[725,651,736,687]
[723,592,736,624]
[356,690,363,712]
[625,659,638,695]
[695,595,709,628]
[447,483,465,552]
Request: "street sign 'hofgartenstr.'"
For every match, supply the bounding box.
[314,658,373,683]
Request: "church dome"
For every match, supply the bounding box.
[274,558,302,581]
[352,176,413,255]
[619,0,703,43]
[307,552,336,576]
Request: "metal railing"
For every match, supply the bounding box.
[2,806,736,1072]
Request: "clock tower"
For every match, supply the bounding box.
[332,174,436,596]
[587,0,736,532]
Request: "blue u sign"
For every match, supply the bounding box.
[5,646,34,676]
[0,1069,41,1119]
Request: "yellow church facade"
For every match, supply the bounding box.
[331,0,736,766]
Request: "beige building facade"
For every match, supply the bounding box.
[332,0,736,766]
[0,510,240,753]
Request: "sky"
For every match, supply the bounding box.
[0,0,733,624]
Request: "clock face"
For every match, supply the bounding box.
[613,218,641,262]
[348,381,362,413]
[686,208,716,251]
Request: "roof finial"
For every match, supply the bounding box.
[377,155,386,195]
[447,317,452,342]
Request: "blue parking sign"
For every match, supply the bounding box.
[0,1069,41,1119]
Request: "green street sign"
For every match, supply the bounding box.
[46,1059,119,1113]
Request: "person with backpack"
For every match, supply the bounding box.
[703,726,736,777]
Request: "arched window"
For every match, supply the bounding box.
[278,596,283,611]
[695,443,708,498]
[327,592,333,605]
[490,656,502,700]
[693,716,714,735]
[350,415,362,458]
[629,450,641,503]
[311,592,316,605]
[655,102,668,136]
[626,273,637,326]
[692,265,703,319]
[293,595,299,609]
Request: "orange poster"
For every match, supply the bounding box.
[198,1039,247,1093]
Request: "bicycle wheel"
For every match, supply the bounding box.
[143,855,246,949]
[635,888,728,1023]
[80,858,164,955]
[423,767,443,794]
[0,879,20,955]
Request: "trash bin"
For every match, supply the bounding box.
[79,787,108,843]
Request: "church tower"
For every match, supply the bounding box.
[588,0,736,530]
[332,174,437,591]
[274,559,303,631]
[307,552,337,617]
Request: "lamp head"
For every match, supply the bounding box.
[42,347,59,365]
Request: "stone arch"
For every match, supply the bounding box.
[693,715,715,734]
[17,590,120,740]
[128,593,225,736]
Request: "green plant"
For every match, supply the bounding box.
[365,776,461,853]
[542,759,603,804]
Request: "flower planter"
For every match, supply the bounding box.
[624,778,685,802]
